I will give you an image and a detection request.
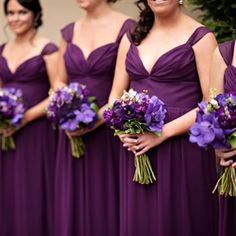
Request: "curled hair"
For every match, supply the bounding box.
[131,0,154,45]
[4,0,43,29]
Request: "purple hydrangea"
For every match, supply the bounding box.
[189,92,236,149]
[144,96,167,132]
[0,87,25,128]
[103,89,167,134]
[47,83,98,131]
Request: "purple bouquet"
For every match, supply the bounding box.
[0,87,25,150]
[103,89,167,185]
[189,92,236,196]
[47,82,99,158]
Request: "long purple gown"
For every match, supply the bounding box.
[218,39,236,236]
[54,19,135,236]
[0,43,58,236]
[120,27,219,236]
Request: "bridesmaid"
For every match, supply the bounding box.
[0,0,58,235]
[53,0,135,235]
[210,39,236,236]
[108,0,218,235]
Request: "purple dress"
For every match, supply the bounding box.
[218,39,236,236]
[54,19,135,236]
[0,43,58,236]
[120,27,219,236]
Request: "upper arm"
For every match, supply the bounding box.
[108,34,131,104]
[44,51,59,87]
[193,32,217,100]
[50,39,69,90]
[209,46,226,94]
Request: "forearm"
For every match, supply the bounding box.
[23,98,49,125]
[162,108,197,140]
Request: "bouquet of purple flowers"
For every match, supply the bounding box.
[103,89,167,185]
[47,82,99,158]
[0,87,25,150]
[189,91,236,196]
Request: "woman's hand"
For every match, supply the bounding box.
[1,113,30,137]
[121,132,167,156]
[66,127,92,139]
[215,148,236,168]
[65,119,104,139]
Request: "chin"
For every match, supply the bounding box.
[11,28,33,36]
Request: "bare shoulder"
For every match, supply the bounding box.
[111,10,133,25]
[182,14,205,34]
[34,36,52,48]
[182,15,216,44]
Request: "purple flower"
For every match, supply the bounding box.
[144,96,166,132]
[216,93,227,107]
[103,89,166,134]
[123,103,137,120]
[190,92,236,149]
[47,82,98,131]
[0,88,25,128]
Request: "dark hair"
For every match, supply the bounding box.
[107,0,119,2]
[131,0,154,45]
[4,0,43,29]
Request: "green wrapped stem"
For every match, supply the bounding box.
[70,136,85,158]
[1,136,16,151]
[213,167,236,196]
[133,154,156,185]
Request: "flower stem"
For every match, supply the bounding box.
[1,136,16,151]
[133,154,156,185]
[212,167,236,196]
[70,137,85,158]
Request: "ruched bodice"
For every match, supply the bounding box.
[119,26,218,236]
[126,27,211,115]
[61,19,135,107]
[0,43,58,108]
[219,39,236,92]
[0,42,58,236]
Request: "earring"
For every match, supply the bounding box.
[179,0,184,5]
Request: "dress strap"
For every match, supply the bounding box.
[61,22,75,43]
[0,44,6,55]
[115,19,136,43]
[186,26,212,46]
[218,39,235,66]
[41,43,58,56]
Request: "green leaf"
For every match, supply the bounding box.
[228,131,236,148]
[90,102,99,113]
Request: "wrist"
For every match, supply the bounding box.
[161,124,172,140]
[21,111,31,127]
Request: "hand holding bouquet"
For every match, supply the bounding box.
[0,87,25,150]
[103,89,167,185]
[47,82,98,158]
[189,91,236,196]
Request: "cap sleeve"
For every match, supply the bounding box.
[41,43,58,56]
[60,22,75,43]
[116,19,137,43]
[186,26,212,46]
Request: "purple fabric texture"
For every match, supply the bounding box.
[0,43,58,236]
[119,26,219,236]
[54,19,136,236]
[218,39,236,236]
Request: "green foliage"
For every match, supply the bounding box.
[189,0,236,42]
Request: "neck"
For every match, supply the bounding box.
[84,2,112,21]
[14,28,37,45]
[153,7,183,29]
